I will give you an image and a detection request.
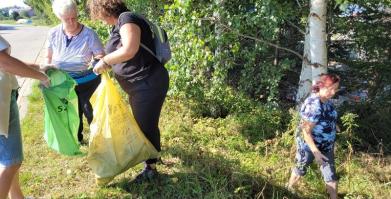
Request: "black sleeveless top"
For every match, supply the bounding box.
[105,12,160,83]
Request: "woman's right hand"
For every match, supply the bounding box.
[313,150,328,165]
[93,58,111,75]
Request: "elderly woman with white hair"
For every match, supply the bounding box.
[46,0,104,143]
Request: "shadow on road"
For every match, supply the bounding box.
[0,25,17,31]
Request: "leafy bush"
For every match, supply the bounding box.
[339,101,391,154]
[19,10,30,19]
[25,0,304,118]
[79,18,110,43]
[158,0,300,117]
[0,15,10,20]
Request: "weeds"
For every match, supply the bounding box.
[19,84,390,198]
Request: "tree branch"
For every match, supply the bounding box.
[285,20,306,35]
[296,0,302,8]
[221,24,304,60]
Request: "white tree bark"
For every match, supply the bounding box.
[309,0,328,83]
[214,0,224,68]
[296,0,328,105]
[296,27,312,104]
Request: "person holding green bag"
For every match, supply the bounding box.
[46,0,105,143]
[0,35,50,199]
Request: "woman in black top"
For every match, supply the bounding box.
[88,0,169,183]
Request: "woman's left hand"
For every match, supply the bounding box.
[93,59,111,75]
[313,150,328,165]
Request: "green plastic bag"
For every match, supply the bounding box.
[41,69,81,156]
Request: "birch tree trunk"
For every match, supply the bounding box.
[309,0,328,83]
[214,0,224,70]
[296,0,328,104]
[296,27,312,104]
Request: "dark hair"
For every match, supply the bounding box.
[88,0,128,19]
[312,74,340,93]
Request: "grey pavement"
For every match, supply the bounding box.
[0,24,50,119]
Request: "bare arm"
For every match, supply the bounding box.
[93,23,141,74]
[0,51,48,82]
[101,23,141,65]
[26,63,40,69]
[301,120,329,163]
[302,121,319,152]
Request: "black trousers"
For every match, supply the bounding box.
[74,76,101,142]
[116,66,169,164]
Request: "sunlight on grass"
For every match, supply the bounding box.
[0,20,17,25]
[18,84,390,198]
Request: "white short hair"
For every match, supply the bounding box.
[52,0,77,18]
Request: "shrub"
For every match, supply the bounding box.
[339,101,391,154]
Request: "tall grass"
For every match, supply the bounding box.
[19,84,390,198]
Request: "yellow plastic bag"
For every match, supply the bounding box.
[88,73,159,185]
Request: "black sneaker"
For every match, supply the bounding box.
[78,133,83,143]
[133,167,158,184]
[79,139,88,146]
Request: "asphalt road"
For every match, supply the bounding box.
[0,24,50,119]
[0,24,49,63]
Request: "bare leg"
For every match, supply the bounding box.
[9,170,24,199]
[287,170,301,190]
[0,164,21,199]
[326,181,337,199]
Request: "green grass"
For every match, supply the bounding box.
[0,19,17,25]
[0,18,51,26]
[19,83,391,198]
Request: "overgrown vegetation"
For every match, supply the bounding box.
[19,0,391,198]
[20,84,390,198]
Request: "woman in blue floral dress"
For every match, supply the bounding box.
[287,74,340,199]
